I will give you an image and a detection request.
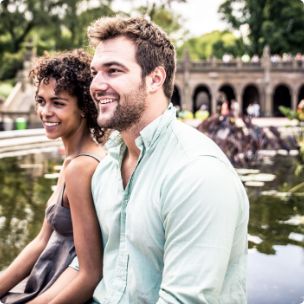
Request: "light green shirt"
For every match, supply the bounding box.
[72,104,249,303]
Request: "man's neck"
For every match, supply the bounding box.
[121,130,141,159]
[120,97,168,187]
[121,97,168,159]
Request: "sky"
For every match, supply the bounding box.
[112,0,227,37]
[172,0,227,36]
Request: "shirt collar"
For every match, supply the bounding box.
[136,103,176,151]
[105,103,176,158]
[105,130,124,159]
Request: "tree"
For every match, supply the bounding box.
[53,0,114,49]
[0,0,114,79]
[177,30,244,60]
[218,0,304,55]
[132,0,188,45]
[0,0,114,53]
[0,0,59,53]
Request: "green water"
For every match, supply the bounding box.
[0,152,61,268]
[0,152,303,303]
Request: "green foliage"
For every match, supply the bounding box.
[278,106,298,120]
[279,105,304,162]
[0,81,14,99]
[0,0,115,79]
[148,6,181,35]
[134,1,187,46]
[279,105,304,122]
[219,0,304,55]
[0,51,24,80]
[178,30,244,60]
[0,0,57,53]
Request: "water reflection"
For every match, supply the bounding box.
[246,154,304,303]
[246,155,304,255]
[248,194,304,254]
[0,152,62,269]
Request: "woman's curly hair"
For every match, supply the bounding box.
[30,49,106,143]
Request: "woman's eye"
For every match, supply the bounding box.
[36,99,45,105]
[54,101,64,106]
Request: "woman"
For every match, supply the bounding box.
[0,50,105,303]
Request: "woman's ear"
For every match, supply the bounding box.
[147,66,166,94]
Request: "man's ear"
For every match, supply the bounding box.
[147,66,166,94]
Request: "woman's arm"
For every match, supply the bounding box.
[0,219,53,297]
[30,156,103,304]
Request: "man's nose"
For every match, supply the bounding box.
[91,72,110,91]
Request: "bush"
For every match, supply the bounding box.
[0,51,24,80]
[0,81,14,99]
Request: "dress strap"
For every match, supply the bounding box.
[74,153,102,162]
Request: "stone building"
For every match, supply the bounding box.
[173,47,304,117]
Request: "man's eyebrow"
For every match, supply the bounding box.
[91,61,128,70]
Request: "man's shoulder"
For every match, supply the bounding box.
[91,151,118,192]
[167,120,229,162]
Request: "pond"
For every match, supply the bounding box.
[0,150,303,303]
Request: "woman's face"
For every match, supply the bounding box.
[35,78,84,140]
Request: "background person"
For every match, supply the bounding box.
[72,16,249,303]
[0,50,105,304]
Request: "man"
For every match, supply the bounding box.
[74,16,249,303]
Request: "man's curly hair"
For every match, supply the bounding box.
[30,49,106,143]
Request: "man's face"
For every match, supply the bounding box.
[90,36,147,131]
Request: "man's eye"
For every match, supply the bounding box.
[109,68,120,74]
[91,70,97,77]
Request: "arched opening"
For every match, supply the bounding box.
[242,85,260,115]
[171,85,181,110]
[192,85,212,113]
[273,84,292,117]
[218,84,236,109]
[298,84,304,104]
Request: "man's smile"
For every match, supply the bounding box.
[98,98,116,105]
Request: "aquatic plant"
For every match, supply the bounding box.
[197,114,299,167]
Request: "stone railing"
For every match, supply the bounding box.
[176,58,304,72]
[0,128,62,159]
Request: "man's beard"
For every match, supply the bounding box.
[97,82,147,131]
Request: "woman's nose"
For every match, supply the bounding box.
[40,104,53,116]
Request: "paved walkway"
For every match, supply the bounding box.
[251,117,300,127]
[0,129,62,159]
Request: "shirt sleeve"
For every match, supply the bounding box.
[157,156,248,303]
